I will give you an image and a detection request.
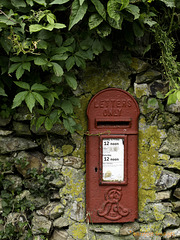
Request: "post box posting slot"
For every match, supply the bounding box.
[86,88,140,223]
[96,118,131,128]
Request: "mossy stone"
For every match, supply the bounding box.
[90,224,120,236]
[60,166,85,200]
[62,145,73,156]
[80,64,131,95]
[130,58,150,73]
[134,83,150,98]
[74,93,92,134]
[159,128,180,156]
[67,223,87,240]
[138,119,165,212]
[156,112,179,129]
[13,121,31,135]
[136,69,161,84]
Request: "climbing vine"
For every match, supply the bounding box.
[0,156,59,239]
[0,0,180,132]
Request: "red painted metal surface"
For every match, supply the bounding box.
[86,88,140,223]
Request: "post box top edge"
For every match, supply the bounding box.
[87,88,140,116]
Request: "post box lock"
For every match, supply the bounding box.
[86,88,140,223]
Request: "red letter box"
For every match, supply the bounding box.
[86,88,140,223]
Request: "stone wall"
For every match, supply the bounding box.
[0,58,180,239]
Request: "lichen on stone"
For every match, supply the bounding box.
[62,145,74,156]
[140,222,162,234]
[68,223,87,240]
[138,118,165,213]
[134,83,150,99]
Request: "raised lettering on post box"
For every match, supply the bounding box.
[86,88,140,223]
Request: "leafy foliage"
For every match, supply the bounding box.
[154,25,180,105]
[0,0,180,133]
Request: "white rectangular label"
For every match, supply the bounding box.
[102,138,124,182]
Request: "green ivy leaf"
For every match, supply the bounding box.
[119,0,129,10]
[16,65,25,80]
[79,0,85,5]
[65,56,75,71]
[55,35,63,47]
[0,38,12,54]
[74,55,86,68]
[36,116,46,130]
[85,49,94,60]
[144,18,157,27]
[160,0,175,8]
[108,16,123,29]
[43,23,66,31]
[26,0,34,6]
[92,39,103,55]
[50,54,69,61]
[11,0,26,8]
[65,73,77,90]
[53,23,66,29]
[50,0,70,5]
[34,57,47,66]
[51,62,64,76]
[42,92,55,106]
[97,23,112,38]
[51,91,59,100]
[0,87,7,97]
[8,63,21,74]
[165,89,175,98]
[107,0,123,29]
[43,24,54,31]
[37,40,48,49]
[10,56,22,62]
[167,91,177,105]
[107,0,121,22]
[0,15,16,26]
[12,91,28,109]
[33,0,47,6]
[47,13,55,24]
[14,81,30,90]
[45,117,53,131]
[32,92,45,108]
[80,37,93,50]
[61,100,73,114]
[63,37,75,46]
[88,13,103,30]
[126,4,140,20]
[31,83,48,91]
[22,62,31,71]
[91,0,106,20]
[69,96,81,107]
[63,118,76,133]
[29,24,43,33]
[49,109,61,123]
[25,92,36,113]
[69,0,88,30]
[75,50,89,59]
[51,75,63,83]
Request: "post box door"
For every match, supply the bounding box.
[86,88,140,223]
